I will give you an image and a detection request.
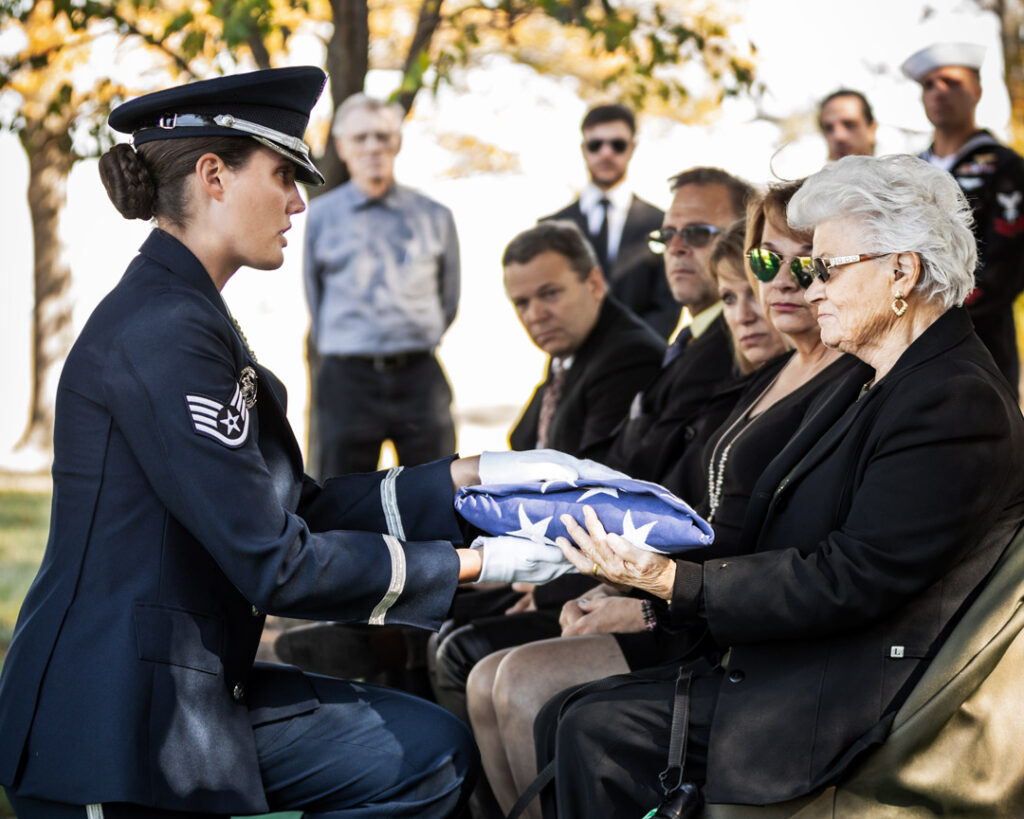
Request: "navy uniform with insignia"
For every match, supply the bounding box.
[904,42,1024,392]
[0,68,481,818]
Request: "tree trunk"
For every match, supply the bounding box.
[994,0,1024,152]
[16,119,76,459]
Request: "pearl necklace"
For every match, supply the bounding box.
[706,373,780,522]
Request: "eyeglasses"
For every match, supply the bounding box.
[810,252,892,283]
[648,225,723,254]
[584,138,630,154]
[747,249,815,289]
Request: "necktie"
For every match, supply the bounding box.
[536,363,568,449]
[591,197,611,273]
[662,326,692,367]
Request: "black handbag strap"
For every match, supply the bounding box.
[659,666,693,796]
[505,759,556,819]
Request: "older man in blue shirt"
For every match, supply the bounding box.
[305,94,460,476]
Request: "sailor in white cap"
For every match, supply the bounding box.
[902,42,1024,395]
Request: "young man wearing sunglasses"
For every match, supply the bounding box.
[540,104,679,338]
[582,167,753,492]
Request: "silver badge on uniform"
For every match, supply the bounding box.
[185,380,251,448]
[239,366,258,409]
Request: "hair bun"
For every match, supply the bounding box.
[98,143,156,220]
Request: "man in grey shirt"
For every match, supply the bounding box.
[304,93,460,476]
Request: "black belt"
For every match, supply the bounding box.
[343,351,431,372]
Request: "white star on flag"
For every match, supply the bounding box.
[578,487,619,502]
[621,510,656,549]
[508,503,554,544]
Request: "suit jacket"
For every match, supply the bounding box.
[586,312,736,484]
[692,307,1024,805]
[541,196,679,338]
[509,296,664,456]
[0,230,464,814]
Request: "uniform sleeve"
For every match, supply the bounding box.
[965,150,1024,319]
[702,373,1017,644]
[103,298,459,628]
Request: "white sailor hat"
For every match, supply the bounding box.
[108,67,327,185]
[901,42,986,83]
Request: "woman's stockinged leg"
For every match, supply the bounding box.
[491,635,629,818]
[255,673,479,818]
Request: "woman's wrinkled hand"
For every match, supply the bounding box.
[557,505,676,601]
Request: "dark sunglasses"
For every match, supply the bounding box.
[648,225,722,254]
[584,138,630,154]
[810,252,892,283]
[747,249,815,289]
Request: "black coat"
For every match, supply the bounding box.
[509,296,664,456]
[691,307,1024,804]
[586,312,736,485]
[541,196,679,338]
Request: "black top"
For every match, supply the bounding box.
[693,352,865,559]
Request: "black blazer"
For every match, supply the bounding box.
[689,308,1024,805]
[586,312,736,484]
[542,196,679,338]
[509,296,664,456]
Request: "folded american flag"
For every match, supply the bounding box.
[455,477,714,555]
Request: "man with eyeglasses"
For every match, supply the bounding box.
[583,167,753,490]
[903,42,1024,395]
[303,93,460,478]
[541,104,679,338]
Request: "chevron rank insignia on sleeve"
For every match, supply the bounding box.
[185,381,251,448]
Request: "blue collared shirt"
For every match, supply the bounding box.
[304,181,461,355]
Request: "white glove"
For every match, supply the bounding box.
[472,535,578,584]
[478,450,580,485]
[573,458,629,483]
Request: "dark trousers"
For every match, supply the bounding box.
[316,352,456,477]
[7,673,479,819]
[533,662,722,819]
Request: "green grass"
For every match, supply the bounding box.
[0,491,50,661]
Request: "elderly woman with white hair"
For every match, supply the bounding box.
[535,154,1024,818]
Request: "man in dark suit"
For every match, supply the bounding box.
[585,167,754,491]
[427,222,664,740]
[505,221,666,455]
[541,104,678,338]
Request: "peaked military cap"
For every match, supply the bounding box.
[901,42,985,83]
[108,66,327,185]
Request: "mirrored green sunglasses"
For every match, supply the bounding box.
[747,249,815,289]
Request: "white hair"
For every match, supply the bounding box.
[787,154,977,307]
[331,93,404,139]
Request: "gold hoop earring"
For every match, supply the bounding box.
[891,291,908,317]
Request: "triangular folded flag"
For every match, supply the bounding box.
[455,476,714,555]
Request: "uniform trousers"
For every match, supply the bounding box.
[316,353,455,477]
[533,661,722,819]
[8,672,479,819]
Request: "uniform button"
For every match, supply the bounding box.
[727,669,745,683]
[719,562,729,568]
[683,425,696,441]
[251,605,261,617]
[232,683,245,702]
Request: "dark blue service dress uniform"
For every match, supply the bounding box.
[0,230,476,817]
